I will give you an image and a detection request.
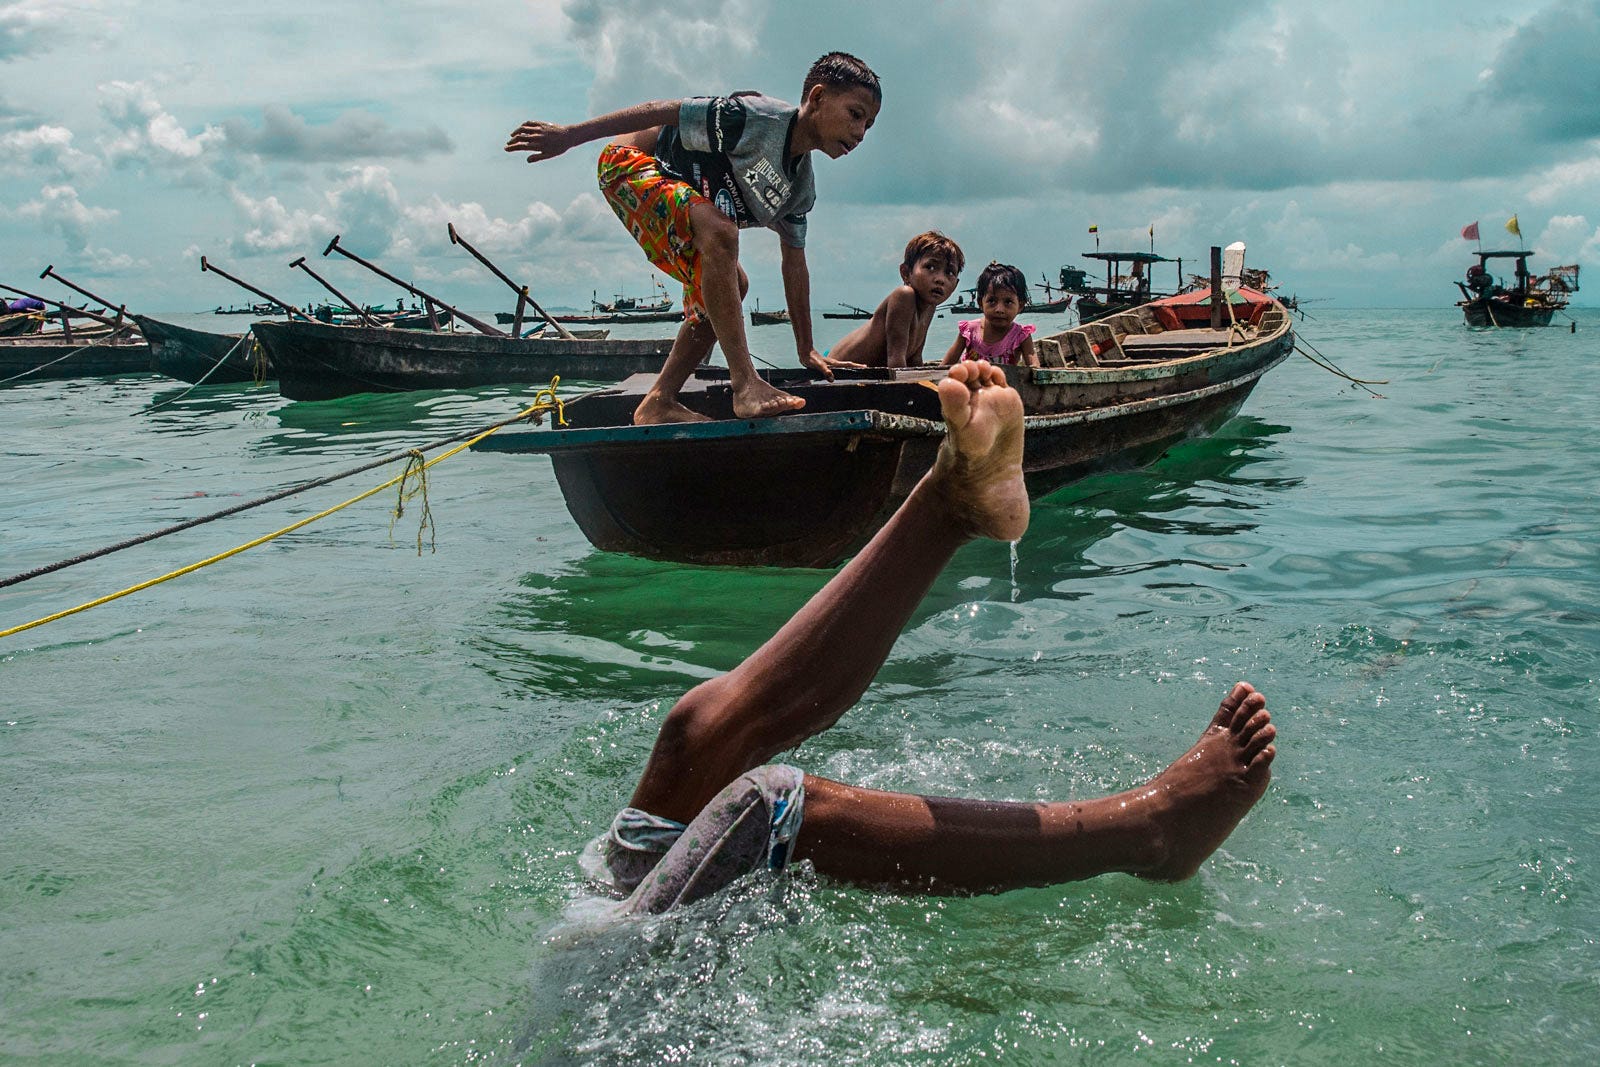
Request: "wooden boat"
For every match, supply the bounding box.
[1062,250,1184,323]
[498,308,685,326]
[1,331,153,384]
[1455,251,1578,327]
[945,281,1072,316]
[313,304,454,330]
[822,303,873,320]
[750,303,790,326]
[0,311,44,338]
[213,302,274,315]
[593,285,673,315]
[134,314,271,385]
[473,292,1294,567]
[252,319,675,401]
[519,323,611,340]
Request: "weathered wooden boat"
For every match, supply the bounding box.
[312,304,454,330]
[1455,251,1578,328]
[133,315,272,385]
[750,305,790,326]
[473,293,1294,567]
[822,303,873,320]
[498,308,685,326]
[213,302,274,315]
[520,323,611,340]
[0,332,153,384]
[1063,250,1184,323]
[946,283,1071,316]
[0,311,44,337]
[252,319,675,401]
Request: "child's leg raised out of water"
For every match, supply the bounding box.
[605,361,1276,910]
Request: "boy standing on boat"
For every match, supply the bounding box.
[825,231,964,368]
[506,52,882,425]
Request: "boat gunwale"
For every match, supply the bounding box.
[475,326,1291,458]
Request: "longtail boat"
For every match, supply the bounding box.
[252,319,675,401]
[822,303,872,320]
[0,332,153,384]
[473,291,1294,567]
[1454,251,1578,327]
[1063,250,1185,323]
[134,315,271,385]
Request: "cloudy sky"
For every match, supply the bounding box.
[3,0,1596,313]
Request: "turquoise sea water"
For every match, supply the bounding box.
[2,308,1597,1065]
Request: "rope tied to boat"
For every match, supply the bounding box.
[389,449,437,555]
[0,336,140,387]
[134,332,255,415]
[0,378,568,640]
[1293,336,1388,398]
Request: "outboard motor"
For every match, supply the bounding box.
[1465,264,1491,294]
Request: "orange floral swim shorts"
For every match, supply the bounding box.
[597,143,709,324]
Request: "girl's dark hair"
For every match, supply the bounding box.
[803,52,882,103]
[977,261,1028,305]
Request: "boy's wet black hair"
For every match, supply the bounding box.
[977,261,1028,306]
[803,52,882,104]
[902,231,965,276]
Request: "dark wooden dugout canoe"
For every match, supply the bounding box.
[0,333,153,384]
[472,296,1294,567]
[134,315,271,385]
[252,319,676,401]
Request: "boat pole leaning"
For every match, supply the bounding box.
[446,223,577,340]
[323,235,504,336]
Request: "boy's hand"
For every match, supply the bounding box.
[801,350,865,380]
[505,121,573,162]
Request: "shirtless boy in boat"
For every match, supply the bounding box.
[589,360,1278,912]
[825,231,963,369]
[506,52,882,425]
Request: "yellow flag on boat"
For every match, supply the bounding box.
[1087,224,1098,233]
[1506,215,1521,237]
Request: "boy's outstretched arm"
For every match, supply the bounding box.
[504,100,683,162]
[782,244,856,377]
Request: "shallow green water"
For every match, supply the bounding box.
[3,309,1597,1064]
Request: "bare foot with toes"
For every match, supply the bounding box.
[1132,681,1277,881]
[731,376,806,419]
[633,393,712,425]
[928,359,1029,542]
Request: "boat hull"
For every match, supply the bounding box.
[135,315,268,384]
[1459,298,1556,328]
[253,320,674,401]
[0,312,44,338]
[476,312,1294,567]
[0,336,153,383]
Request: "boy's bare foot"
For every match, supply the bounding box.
[633,393,712,425]
[731,376,806,419]
[928,359,1029,541]
[1134,682,1277,881]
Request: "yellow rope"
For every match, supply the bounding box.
[1,382,566,640]
[389,450,436,554]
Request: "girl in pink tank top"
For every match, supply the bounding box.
[941,261,1039,367]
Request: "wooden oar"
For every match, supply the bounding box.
[446,223,575,340]
[199,256,314,321]
[39,267,129,331]
[322,235,503,336]
[289,256,383,327]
